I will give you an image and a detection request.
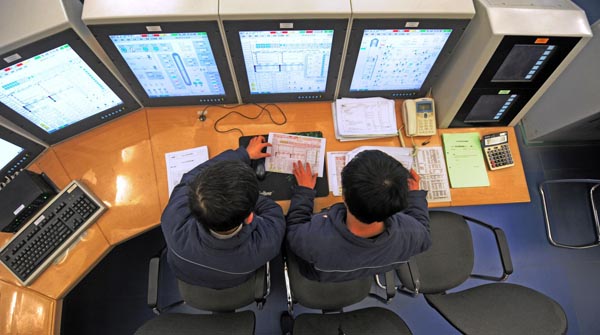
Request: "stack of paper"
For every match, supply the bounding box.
[332,97,399,141]
[165,146,209,196]
[442,133,489,188]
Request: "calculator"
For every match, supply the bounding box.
[481,131,514,170]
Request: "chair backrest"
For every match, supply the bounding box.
[397,211,474,294]
[286,250,372,311]
[177,264,267,313]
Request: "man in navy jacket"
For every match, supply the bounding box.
[161,136,285,289]
[286,149,431,282]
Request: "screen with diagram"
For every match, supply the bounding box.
[349,29,452,92]
[109,32,225,98]
[238,30,334,94]
[0,44,123,134]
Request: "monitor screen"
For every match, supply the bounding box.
[0,138,23,170]
[349,29,451,92]
[238,30,334,95]
[465,94,518,123]
[0,125,45,181]
[0,44,123,134]
[109,32,226,98]
[0,29,140,144]
[492,44,556,82]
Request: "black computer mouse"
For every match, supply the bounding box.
[255,161,267,181]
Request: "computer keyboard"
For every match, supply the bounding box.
[0,180,106,285]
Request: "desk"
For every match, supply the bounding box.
[0,102,530,334]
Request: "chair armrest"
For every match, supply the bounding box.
[147,256,160,314]
[254,262,269,309]
[464,215,513,281]
[396,260,421,296]
[372,270,397,303]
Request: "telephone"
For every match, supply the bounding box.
[402,98,437,136]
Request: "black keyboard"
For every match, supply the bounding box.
[0,181,106,285]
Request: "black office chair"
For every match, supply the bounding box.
[134,249,269,335]
[284,250,412,335]
[397,211,567,335]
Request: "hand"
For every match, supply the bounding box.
[246,136,271,160]
[293,161,317,189]
[407,169,421,191]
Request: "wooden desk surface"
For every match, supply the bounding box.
[0,101,530,334]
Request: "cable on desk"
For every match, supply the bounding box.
[199,103,287,137]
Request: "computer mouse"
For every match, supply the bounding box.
[255,161,266,181]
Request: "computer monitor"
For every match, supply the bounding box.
[338,19,471,99]
[0,124,45,183]
[223,19,348,103]
[88,22,238,106]
[0,28,141,145]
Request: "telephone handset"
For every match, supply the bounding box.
[402,98,437,136]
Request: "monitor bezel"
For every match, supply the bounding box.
[224,19,348,103]
[338,18,471,99]
[0,28,141,145]
[0,124,46,181]
[89,21,238,106]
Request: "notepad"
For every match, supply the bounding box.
[442,133,489,188]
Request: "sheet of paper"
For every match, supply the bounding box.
[327,151,348,196]
[334,97,398,137]
[165,146,209,196]
[265,132,326,177]
[414,146,452,202]
[442,133,490,188]
[346,146,413,171]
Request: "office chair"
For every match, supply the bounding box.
[539,179,600,249]
[134,248,269,335]
[397,211,567,335]
[283,249,412,335]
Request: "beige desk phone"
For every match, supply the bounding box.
[402,98,437,136]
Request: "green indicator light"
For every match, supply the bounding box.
[34,56,41,60]
[171,33,177,36]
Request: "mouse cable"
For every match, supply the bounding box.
[202,103,287,137]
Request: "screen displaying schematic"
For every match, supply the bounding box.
[0,44,123,134]
[109,32,226,98]
[0,138,23,171]
[350,29,452,92]
[238,30,334,94]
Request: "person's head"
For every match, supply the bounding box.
[341,150,410,223]
[188,160,258,233]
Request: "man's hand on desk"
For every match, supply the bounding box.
[408,169,421,191]
[293,161,317,189]
[246,136,272,160]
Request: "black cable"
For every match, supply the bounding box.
[200,103,287,137]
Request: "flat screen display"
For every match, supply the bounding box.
[465,94,518,123]
[109,32,226,98]
[0,44,123,134]
[0,138,23,171]
[492,44,556,82]
[350,29,452,92]
[238,30,334,94]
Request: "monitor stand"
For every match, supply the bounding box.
[238,132,329,201]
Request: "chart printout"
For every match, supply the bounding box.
[265,133,326,177]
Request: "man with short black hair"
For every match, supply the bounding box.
[286,149,431,282]
[161,136,285,289]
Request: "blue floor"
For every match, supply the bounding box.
[61,125,600,335]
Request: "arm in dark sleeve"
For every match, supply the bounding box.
[404,190,430,231]
[286,186,316,225]
[180,147,251,185]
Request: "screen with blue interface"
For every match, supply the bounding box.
[0,138,23,171]
[109,32,225,98]
[350,29,452,92]
[0,44,123,134]
[239,30,334,94]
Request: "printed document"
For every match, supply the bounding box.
[326,151,348,196]
[442,133,490,188]
[346,146,413,171]
[414,147,452,202]
[333,97,398,141]
[266,132,326,177]
[165,146,209,196]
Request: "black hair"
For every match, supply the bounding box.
[188,160,259,232]
[341,150,410,223]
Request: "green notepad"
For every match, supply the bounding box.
[442,132,490,188]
